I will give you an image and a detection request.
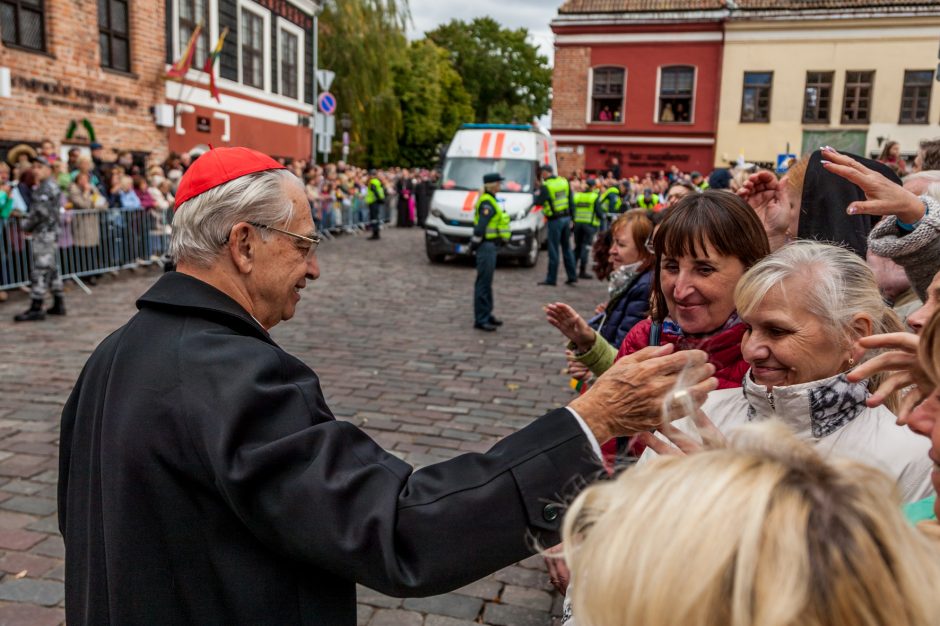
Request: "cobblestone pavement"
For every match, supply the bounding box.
[0,226,607,625]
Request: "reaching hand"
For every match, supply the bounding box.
[544,302,595,352]
[569,345,718,443]
[820,146,925,223]
[543,543,570,594]
[736,170,793,249]
[565,351,591,382]
[846,332,923,420]
[635,408,725,456]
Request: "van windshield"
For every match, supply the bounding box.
[440,158,534,193]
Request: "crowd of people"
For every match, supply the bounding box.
[0,137,438,316]
[538,139,940,625]
[11,131,940,623]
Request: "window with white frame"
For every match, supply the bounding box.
[590,67,624,123]
[178,0,209,69]
[658,66,694,123]
[238,1,268,91]
[278,18,303,100]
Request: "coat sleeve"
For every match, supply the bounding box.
[867,194,940,300]
[181,336,603,597]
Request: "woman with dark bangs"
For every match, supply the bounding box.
[558,191,770,390]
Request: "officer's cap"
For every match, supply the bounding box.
[539,164,554,173]
[483,172,505,184]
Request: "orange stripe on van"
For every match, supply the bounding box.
[462,191,479,212]
[479,132,492,158]
[492,132,506,158]
[543,140,550,165]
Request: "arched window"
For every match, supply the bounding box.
[591,67,624,123]
[658,65,695,124]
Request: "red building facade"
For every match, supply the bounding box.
[550,1,725,178]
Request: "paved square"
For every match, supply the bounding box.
[0,228,607,625]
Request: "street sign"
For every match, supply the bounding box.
[317,69,335,92]
[317,91,337,116]
[315,113,335,135]
[776,153,797,174]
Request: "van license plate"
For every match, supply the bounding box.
[455,244,467,254]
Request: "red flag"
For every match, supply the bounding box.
[167,24,202,80]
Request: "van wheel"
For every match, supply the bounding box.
[426,248,446,263]
[520,232,539,268]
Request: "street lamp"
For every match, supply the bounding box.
[340,113,351,162]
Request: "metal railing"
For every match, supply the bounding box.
[0,200,390,293]
[1,207,171,294]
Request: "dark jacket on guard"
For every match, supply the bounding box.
[58,272,601,625]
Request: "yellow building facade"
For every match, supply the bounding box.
[716,15,940,166]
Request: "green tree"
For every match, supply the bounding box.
[427,17,552,124]
[318,1,410,166]
[393,40,473,167]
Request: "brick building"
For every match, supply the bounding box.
[163,0,317,161]
[0,0,170,164]
[550,0,724,178]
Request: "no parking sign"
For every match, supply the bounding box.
[318,92,337,116]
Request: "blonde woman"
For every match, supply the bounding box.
[643,241,931,502]
[563,422,940,626]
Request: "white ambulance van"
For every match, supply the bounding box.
[424,124,555,266]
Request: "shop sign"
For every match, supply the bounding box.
[626,151,691,168]
[12,75,140,115]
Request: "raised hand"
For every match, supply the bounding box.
[544,302,595,353]
[820,146,925,223]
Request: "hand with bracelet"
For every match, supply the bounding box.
[820,146,927,228]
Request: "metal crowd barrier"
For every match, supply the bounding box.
[0,197,397,293]
[0,207,171,294]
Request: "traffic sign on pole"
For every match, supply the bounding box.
[317,69,335,91]
[317,92,337,116]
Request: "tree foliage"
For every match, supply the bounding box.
[427,17,552,124]
[318,0,409,166]
[318,6,551,166]
[393,40,473,167]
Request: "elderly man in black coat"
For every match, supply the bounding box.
[58,147,716,625]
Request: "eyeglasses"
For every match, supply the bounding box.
[248,222,321,259]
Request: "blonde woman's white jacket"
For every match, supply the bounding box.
[643,371,933,504]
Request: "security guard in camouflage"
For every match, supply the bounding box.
[15,157,65,322]
[470,173,510,331]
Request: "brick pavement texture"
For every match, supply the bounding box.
[0,228,607,624]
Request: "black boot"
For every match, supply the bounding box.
[47,295,66,316]
[14,299,46,322]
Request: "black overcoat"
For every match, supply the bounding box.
[58,272,601,625]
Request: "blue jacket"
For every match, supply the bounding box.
[588,269,653,348]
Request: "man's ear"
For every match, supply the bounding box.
[228,222,255,274]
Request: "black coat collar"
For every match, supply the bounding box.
[136,271,273,342]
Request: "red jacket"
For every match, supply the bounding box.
[616,318,749,390]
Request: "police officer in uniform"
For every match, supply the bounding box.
[536,164,578,286]
[470,173,510,331]
[15,157,65,322]
[572,179,604,279]
[599,178,623,223]
[365,170,385,240]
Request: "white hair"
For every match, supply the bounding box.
[169,168,303,267]
[735,241,903,350]
[903,170,940,202]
